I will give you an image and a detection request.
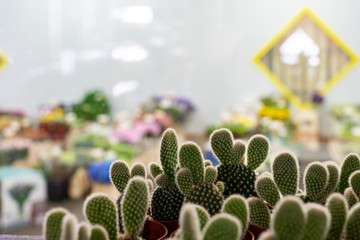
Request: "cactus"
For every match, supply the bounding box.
[272,152,299,196]
[350,170,360,199]
[338,153,360,194]
[271,196,305,240]
[77,222,90,240]
[43,208,69,240]
[221,195,248,238]
[248,197,270,229]
[194,205,210,230]
[304,162,329,202]
[325,193,348,240]
[317,161,340,203]
[202,214,242,240]
[210,129,270,198]
[345,202,360,240]
[258,231,279,240]
[90,225,109,240]
[344,187,358,208]
[150,129,185,221]
[121,177,149,240]
[176,142,224,216]
[300,204,330,240]
[179,204,202,240]
[84,193,118,240]
[62,214,77,240]
[255,173,280,207]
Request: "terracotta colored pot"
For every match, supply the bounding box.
[142,220,168,240]
[158,220,179,237]
[247,224,267,239]
[39,122,69,140]
[170,229,254,240]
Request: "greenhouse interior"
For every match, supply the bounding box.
[1,1,360,240]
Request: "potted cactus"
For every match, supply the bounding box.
[210,129,270,198]
[149,129,184,235]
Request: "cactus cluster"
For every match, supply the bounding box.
[256,152,340,206]
[210,129,270,198]
[176,142,224,215]
[149,129,185,221]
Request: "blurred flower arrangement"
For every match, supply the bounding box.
[330,104,360,140]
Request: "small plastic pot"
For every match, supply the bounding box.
[142,220,168,240]
[158,220,179,237]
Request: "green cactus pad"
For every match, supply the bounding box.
[179,142,205,185]
[77,222,90,240]
[149,162,163,178]
[121,177,149,239]
[204,160,213,167]
[317,162,340,203]
[84,194,118,240]
[130,163,146,178]
[272,152,299,196]
[160,128,179,181]
[256,173,281,207]
[217,163,257,198]
[272,196,305,240]
[344,187,358,208]
[216,181,225,194]
[325,193,348,240]
[300,204,330,240]
[210,128,235,164]
[304,162,329,202]
[350,170,360,199]
[345,203,360,240]
[247,134,270,170]
[110,160,131,194]
[258,232,279,240]
[338,153,360,194]
[248,197,270,229]
[90,225,109,240]
[43,208,68,240]
[62,214,77,240]
[176,168,194,196]
[185,182,224,216]
[222,195,249,235]
[179,204,201,240]
[204,166,218,183]
[151,183,184,221]
[202,213,242,240]
[194,205,210,230]
[155,173,171,187]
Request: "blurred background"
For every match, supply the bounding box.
[0,0,360,235]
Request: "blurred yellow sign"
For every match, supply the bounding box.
[0,51,8,72]
[253,8,358,108]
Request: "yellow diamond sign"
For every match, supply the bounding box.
[0,50,8,72]
[253,8,358,108]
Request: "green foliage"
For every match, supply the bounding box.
[304,162,329,202]
[300,204,330,240]
[121,177,149,240]
[338,153,360,194]
[84,194,118,240]
[272,196,305,240]
[256,173,281,207]
[202,214,242,240]
[272,152,299,196]
[110,160,130,194]
[325,193,348,240]
[221,195,248,237]
[246,134,270,170]
[248,197,270,229]
[73,90,110,121]
[90,225,109,240]
[43,208,68,240]
[345,203,360,240]
[344,187,358,208]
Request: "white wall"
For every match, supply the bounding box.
[0,0,359,132]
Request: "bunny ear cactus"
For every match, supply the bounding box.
[121,177,149,240]
[344,187,358,208]
[90,225,109,240]
[176,142,224,216]
[194,205,210,230]
[255,173,281,207]
[272,152,299,196]
[77,222,91,240]
[221,195,249,239]
[84,194,118,240]
[300,204,330,240]
[202,214,242,240]
[179,204,202,240]
[349,170,360,199]
[43,208,69,240]
[62,214,77,240]
[338,153,360,194]
[210,129,270,198]
[130,163,146,178]
[304,162,329,202]
[345,202,360,240]
[316,161,340,203]
[150,128,185,221]
[248,197,271,229]
[325,193,348,240]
